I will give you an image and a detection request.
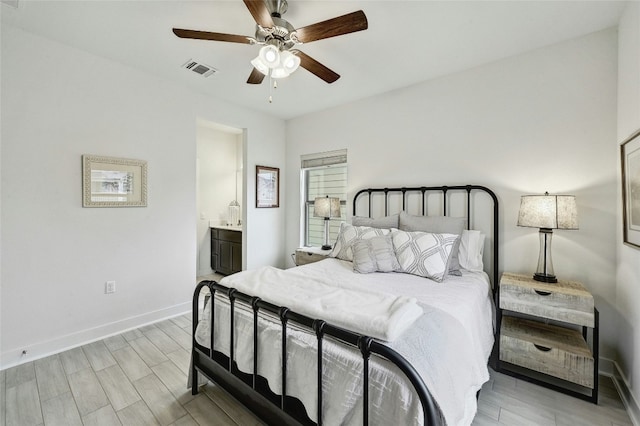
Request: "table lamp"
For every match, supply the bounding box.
[517,192,578,283]
[313,196,341,250]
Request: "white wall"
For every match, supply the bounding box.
[196,125,242,277]
[286,29,619,357]
[616,2,640,420]
[0,26,286,368]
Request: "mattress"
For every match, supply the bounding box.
[195,258,494,426]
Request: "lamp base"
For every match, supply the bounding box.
[321,217,332,252]
[533,273,557,283]
[534,228,557,283]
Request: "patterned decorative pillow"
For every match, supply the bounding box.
[330,223,392,262]
[352,235,401,274]
[399,212,466,276]
[391,229,460,282]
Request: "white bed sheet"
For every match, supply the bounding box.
[195,258,494,426]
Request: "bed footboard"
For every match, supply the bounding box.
[191,280,440,426]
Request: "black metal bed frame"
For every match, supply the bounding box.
[191,185,500,426]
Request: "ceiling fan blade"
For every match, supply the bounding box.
[173,28,251,44]
[247,68,266,84]
[294,51,340,84]
[243,0,274,29]
[294,10,368,43]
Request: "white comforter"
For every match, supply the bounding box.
[219,265,424,341]
[195,258,494,426]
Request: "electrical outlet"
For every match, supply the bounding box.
[105,281,116,294]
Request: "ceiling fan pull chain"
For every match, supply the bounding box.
[268,73,273,103]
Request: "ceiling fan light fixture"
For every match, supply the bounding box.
[173,3,368,86]
[280,50,300,73]
[258,45,280,68]
[250,56,269,75]
[270,66,290,79]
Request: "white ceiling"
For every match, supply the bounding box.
[1,0,627,120]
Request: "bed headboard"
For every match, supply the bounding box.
[352,185,499,293]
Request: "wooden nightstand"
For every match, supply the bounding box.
[295,246,331,266]
[496,272,599,403]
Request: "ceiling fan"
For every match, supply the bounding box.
[173,0,368,85]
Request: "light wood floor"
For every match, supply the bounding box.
[0,312,633,425]
[473,369,632,426]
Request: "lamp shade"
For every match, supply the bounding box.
[313,196,341,218]
[517,193,578,230]
[270,66,290,79]
[258,45,280,68]
[250,56,269,75]
[280,50,301,73]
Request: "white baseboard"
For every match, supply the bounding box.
[0,301,191,370]
[600,357,640,426]
[599,356,615,376]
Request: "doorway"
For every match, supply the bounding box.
[195,119,244,282]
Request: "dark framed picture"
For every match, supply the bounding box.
[621,128,640,248]
[256,165,279,208]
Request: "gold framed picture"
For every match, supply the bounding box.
[82,155,147,207]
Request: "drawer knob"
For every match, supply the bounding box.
[533,343,552,352]
[534,290,552,296]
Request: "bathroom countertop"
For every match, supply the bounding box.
[209,222,242,232]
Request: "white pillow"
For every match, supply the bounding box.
[391,230,460,283]
[330,223,392,262]
[458,230,485,272]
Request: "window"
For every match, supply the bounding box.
[301,150,347,247]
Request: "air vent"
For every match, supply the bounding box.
[182,59,217,78]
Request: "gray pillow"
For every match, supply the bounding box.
[447,237,463,276]
[330,223,392,262]
[352,235,401,274]
[352,214,399,229]
[399,211,466,233]
[399,212,466,276]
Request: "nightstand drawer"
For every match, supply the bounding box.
[500,316,594,388]
[295,248,330,266]
[500,272,594,327]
